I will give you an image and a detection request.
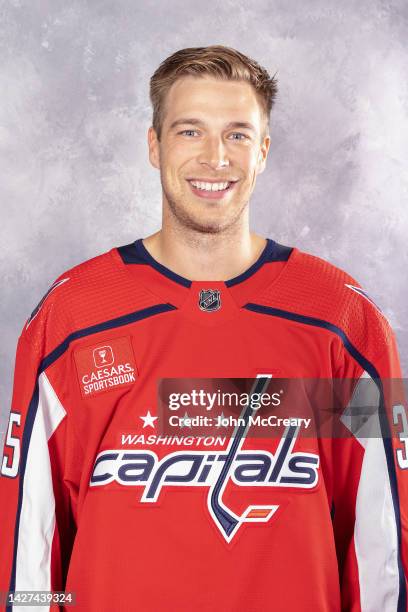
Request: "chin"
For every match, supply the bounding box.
[187,222,229,234]
[184,213,240,234]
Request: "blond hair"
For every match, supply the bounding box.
[149,45,278,141]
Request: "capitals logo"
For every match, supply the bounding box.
[89,377,320,542]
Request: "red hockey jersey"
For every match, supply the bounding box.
[1,237,407,612]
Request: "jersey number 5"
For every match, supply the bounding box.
[1,411,21,478]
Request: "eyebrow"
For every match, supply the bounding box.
[169,118,256,133]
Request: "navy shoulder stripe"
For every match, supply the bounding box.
[41,303,177,373]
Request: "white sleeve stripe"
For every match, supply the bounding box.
[341,371,400,612]
[14,372,66,612]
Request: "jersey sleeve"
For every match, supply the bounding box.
[0,319,77,610]
[332,324,408,611]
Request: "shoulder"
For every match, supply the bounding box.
[21,250,112,350]
[289,247,363,306]
[261,244,393,358]
[20,246,151,355]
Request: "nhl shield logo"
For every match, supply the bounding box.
[198,289,221,312]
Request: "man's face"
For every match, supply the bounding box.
[148,76,270,234]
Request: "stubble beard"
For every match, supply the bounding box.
[162,179,249,235]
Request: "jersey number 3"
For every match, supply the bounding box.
[393,404,408,470]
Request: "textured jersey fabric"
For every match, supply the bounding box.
[0,237,407,612]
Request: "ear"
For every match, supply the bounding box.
[256,134,271,176]
[148,126,160,170]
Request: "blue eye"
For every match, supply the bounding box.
[177,130,248,140]
[179,130,198,136]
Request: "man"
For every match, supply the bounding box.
[0,45,407,611]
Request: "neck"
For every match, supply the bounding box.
[142,227,267,282]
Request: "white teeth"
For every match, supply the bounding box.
[190,181,230,191]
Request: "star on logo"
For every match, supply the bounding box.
[179,411,192,429]
[140,410,158,429]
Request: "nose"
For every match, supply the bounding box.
[197,135,230,170]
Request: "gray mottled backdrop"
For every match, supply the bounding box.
[1,0,407,448]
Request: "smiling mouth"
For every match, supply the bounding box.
[186,179,239,199]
